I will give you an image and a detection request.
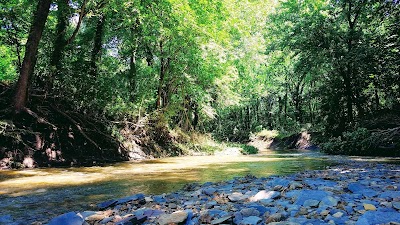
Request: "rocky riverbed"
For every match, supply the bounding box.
[19,161,400,224]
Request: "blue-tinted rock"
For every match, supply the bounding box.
[320,196,338,207]
[239,216,262,225]
[153,195,167,203]
[246,205,268,215]
[303,199,320,207]
[184,210,194,225]
[48,212,83,225]
[206,209,228,218]
[293,190,331,205]
[0,215,13,224]
[233,212,243,224]
[305,178,337,188]
[115,215,147,225]
[348,183,377,197]
[203,187,217,196]
[97,199,117,209]
[356,211,400,225]
[379,191,400,199]
[267,178,290,187]
[116,193,145,204]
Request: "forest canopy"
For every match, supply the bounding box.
[0,0,399,167]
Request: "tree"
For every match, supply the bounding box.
[13,0,51,112]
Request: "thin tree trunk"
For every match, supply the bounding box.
[14,0,52,112]
[50,0,69,86]
[90,14,105,77]
[156,41,165,109]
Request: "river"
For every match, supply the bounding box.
[0,150,343,224]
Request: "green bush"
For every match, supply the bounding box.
[321,127,372,155]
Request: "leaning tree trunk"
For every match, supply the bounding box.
[14,0,52,112]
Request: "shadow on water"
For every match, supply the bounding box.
[0,151,335,223]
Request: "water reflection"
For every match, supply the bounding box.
[0,150,332,223]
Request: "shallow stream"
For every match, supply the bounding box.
[0,150,360,224]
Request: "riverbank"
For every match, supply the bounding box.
[44,160,400,225]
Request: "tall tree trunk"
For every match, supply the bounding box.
[90,14,105,77]
[50,0,69,88]
[14,0,52,112]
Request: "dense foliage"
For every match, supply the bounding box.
[0,0,399,164]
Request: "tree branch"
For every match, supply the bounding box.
[65,0,87,45]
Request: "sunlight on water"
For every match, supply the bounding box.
[0,150,333,223]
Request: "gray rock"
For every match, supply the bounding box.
[239,216,262,225]
[289,182,303,190]
[266,213,285,223]
[355,211,400,225]
[228,192,247,202]
[48,212,84,225]
[158,211,188,225]
[240,208,260,217]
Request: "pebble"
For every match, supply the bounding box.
[363,203,376,211]
[48,161,400,225]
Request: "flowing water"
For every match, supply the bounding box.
[0,150,339,224]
